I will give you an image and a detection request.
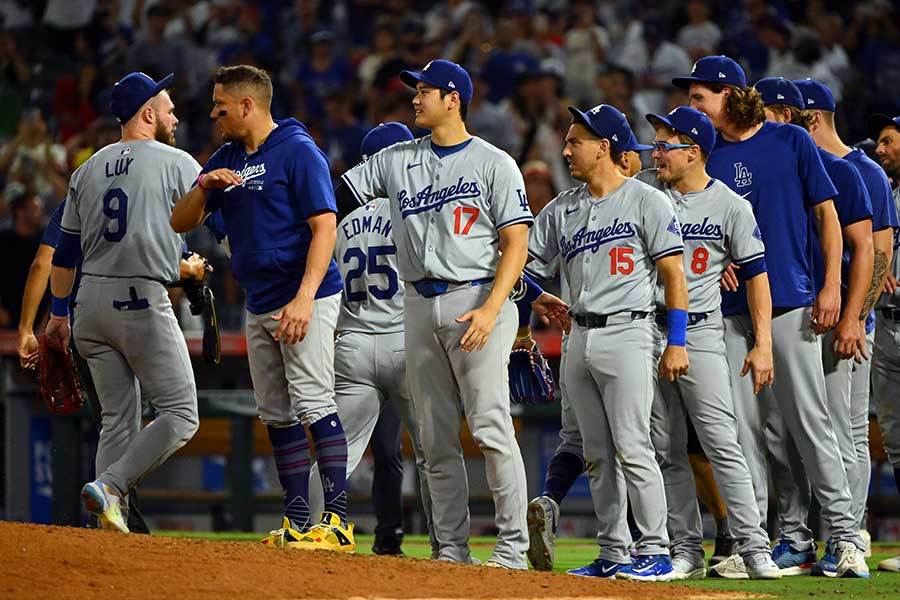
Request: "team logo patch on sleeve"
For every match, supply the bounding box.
[752,225,763,241]
[667,215,681,237]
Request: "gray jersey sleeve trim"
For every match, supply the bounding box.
[650,245,684,261]
[60,225,80,235]
[341,174,367,206]
[733,251,766,265]
[497,215,534,229]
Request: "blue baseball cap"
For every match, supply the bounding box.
[793,79,836,112]
[361,122,414,158]
[645,106,716,155]
[672,55,746,89]
[110,72,175,124]
[568,104,636,153]
[753,77,805,110]
[400,59,473,104]
[867,114,900,141]
[624,130,653,152]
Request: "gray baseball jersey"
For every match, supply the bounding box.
[61,140,199,282]
[341,136,533,282]
[528,178,684,315]
[641,172,766,313]
[335,199,403,334]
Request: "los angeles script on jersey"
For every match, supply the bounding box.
[397,177,480,218]
[680,217,723,241]
[560,219,636,261]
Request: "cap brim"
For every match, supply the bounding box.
[400,69,446,93]
[671,76,707,89]
[628,142,654,152]
[867,114,900,141]
[154,73,175,95]
[567,106,599,137]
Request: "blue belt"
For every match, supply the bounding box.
[112,286,150,311]
[655,311,709,327]
[574,311,650,328]
[412,277,493,299]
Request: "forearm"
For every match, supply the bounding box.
[661,262,688,311]
[18,247,54,332]
[842,228,873,322]
[50,266,77,300]
[815,203,844,290]
[296,220,336,300]
[486,234,527,313]
[864,229,894,316]
[171,186,208,232]
[746,273,773,348]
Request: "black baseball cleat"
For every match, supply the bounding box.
[372,538,404,556]
[709,533,735,566]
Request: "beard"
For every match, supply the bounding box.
[154,120,176,146]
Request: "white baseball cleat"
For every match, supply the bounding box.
[671,554,706,580]
[860,529,872,557]
[82,480,129,533]
[745,551,783,579]
[878,554,900,572]
[526,496,559,572]
[835,541,870,578]
[707,553,748,579]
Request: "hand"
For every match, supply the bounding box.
[885,273,899,295]
[811,285,841,333]
[271,295,314,345]
[45,315,71,348]
[456,303,500,353]
[512,335,535,352]
[741,344,774,394]
[18,330,38,370]
[658,345,689,381]
[832,317,868,363]
[180,253,211,281]
[198,168,242,190]
[532,292,570,331]
[720,263,740,292]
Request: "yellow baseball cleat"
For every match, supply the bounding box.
[285,512,356,553]
[82,481,129,534]
[260,517,304,548]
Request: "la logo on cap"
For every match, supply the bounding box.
[589,105,603,114]
[611,134,619,142]
[691,128,699,134]
[718,72,726,78]
[424,60,433,71]
[691,63,698,74]
[777,93,785,99]
[448,80,456,89]
[807,98,815,104]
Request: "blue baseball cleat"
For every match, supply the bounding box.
[566,558,627,579]
[615,554,676,582]
[772,540,816,575]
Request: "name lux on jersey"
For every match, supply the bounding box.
[397,177,480,217]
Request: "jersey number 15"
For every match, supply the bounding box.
[343,245,399,302]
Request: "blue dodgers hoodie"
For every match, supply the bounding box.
[202,118,342,314]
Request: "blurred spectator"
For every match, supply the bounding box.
[766,26,844,100]
[467,70,519,153]
[0,0,34,31]
[522,160,556,216]
[358,19,399,98]
[0,28,29,137]
[52,64,99,142]
[445,6,490,70]
[562,0,609,105]
[41,0,96,54]
[677,0,722,60]
[0,188,44,328]
[293,30,352,120]
[0,108,67,205]
[126,4,191,86]
[322,90,369,180]
[481,18,539,104]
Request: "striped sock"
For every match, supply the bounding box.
[310,414,349,521]
[266,423,311,532]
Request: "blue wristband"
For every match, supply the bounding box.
[666,309,687,346]
[516,297,533,328]
[522,272,544,304]
[51,295,70,318]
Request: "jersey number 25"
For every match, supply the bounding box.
[343,245,399,302]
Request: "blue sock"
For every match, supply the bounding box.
[310,414,349,521]
[266,423,311,531]
[542,450,585,506]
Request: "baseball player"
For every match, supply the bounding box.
[304,122,436,557]
[868,112,900,573]
[798,84,898,557]
[170,65,353,551]
[673,55,868,578]
[754,77,874,577]
[44,72,202,532]
[338,59,534,569]
[642,106,780,580]
[528,103,688,582]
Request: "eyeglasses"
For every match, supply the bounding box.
[651,140,694,152]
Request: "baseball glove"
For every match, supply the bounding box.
[508,340,555,405]
[37,335,85,415]
[183,278,221,365]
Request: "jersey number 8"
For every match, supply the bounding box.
[691,247,709,274]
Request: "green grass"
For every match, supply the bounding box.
[159,531,900,599]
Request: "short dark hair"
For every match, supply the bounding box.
[439,89,468,122]
[214,65,273,109]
